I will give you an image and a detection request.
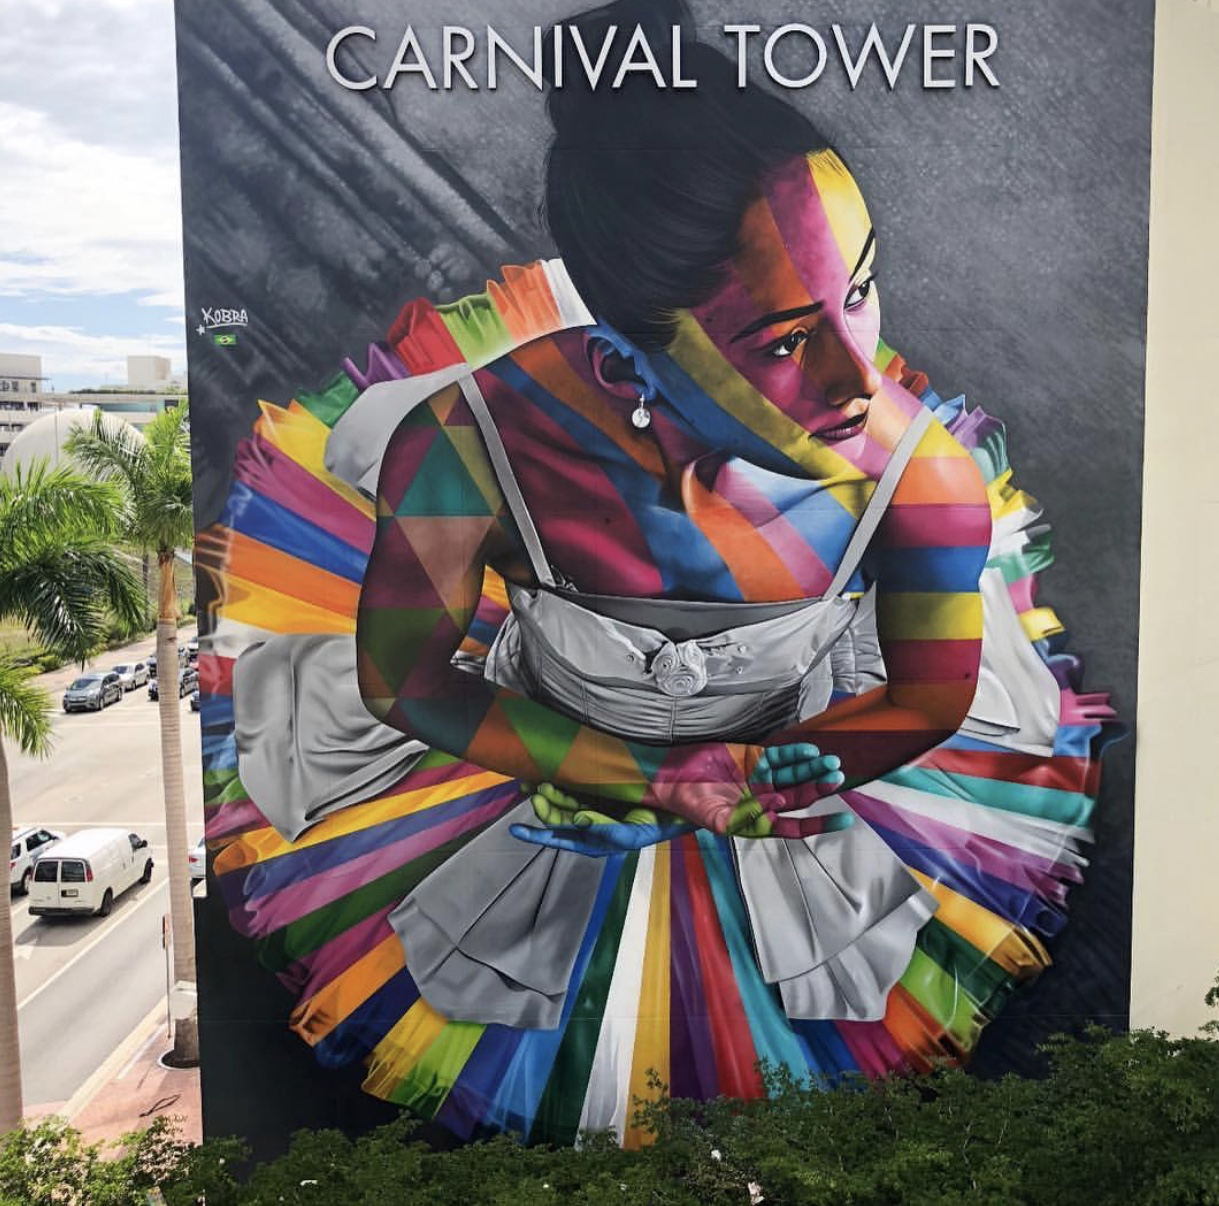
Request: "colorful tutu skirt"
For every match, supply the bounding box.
[196,264,1117,1146]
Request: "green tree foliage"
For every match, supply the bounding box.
[0,1117,190,1206]
[4,1011,1219,1206]
[0,462,145,668]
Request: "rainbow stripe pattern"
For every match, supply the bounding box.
[197,261,1116,1145]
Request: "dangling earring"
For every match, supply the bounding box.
[631,390,652,430]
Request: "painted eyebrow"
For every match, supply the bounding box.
[851,229,877,279]
[729,228,878,344]
[730,303,821,343]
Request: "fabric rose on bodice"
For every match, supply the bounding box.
[649,640,709,698]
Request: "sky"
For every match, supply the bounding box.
[0,0,186,392]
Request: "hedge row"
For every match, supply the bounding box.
[3,1020,1219,1206]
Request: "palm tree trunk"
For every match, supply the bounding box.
[155,552,196,993]
[0,735,24,1132]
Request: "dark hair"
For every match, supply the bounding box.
[544,0,832,349]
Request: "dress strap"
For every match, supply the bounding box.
[825,407,936,597]
[458,373,556,589]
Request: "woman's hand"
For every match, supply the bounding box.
[731,742,853,839]
[509,783,693,856]
[510,742,851,857]
[752,742,845,791]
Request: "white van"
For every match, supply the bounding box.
[28,828,154,918]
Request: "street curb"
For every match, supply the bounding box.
[60,998,170,1123]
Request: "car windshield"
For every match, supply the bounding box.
[70,676,101,689]
[113,665,131,673]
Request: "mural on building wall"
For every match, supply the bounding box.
[178,0,1153,1149]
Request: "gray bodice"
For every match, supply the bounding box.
[459,373,934,744]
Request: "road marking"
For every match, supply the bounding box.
[17,880,167,1013]
[19,823,204,832]
[57,719,178,728]
[29,821,170,828]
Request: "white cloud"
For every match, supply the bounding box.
[0,102,183,302]
[0,0,183,306]
[0,322,183,387]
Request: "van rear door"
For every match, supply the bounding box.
[29,858,59,910]
[57,859,89,905]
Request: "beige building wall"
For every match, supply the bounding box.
[127,354,173,389]
[0,353,42,394]
[1131,0,1219,1032]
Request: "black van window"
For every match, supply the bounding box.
[60,861,87,883]
[33,861,58,883]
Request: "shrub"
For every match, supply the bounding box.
[5,996,1219,1204]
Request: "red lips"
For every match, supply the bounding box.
[816,410,869,442]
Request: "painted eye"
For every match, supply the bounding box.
[767,329,809,360]
[846,276,877,310]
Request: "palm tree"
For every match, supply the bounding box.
[66,408,198,1023]
[0,462,144,1133]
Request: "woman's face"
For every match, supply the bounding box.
[654,151,908,477]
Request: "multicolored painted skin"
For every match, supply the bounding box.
[195,155,1116,1143]
[358,153,991,834]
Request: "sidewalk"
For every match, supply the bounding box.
[25,1000,202,1148]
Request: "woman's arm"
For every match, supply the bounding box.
[357,383,797,832]
[773,417,992,786]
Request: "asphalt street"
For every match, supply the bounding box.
[7,627,203,1108]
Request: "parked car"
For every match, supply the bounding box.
[149,665,199,701]
[10,827,64,895]
[28,828,153,918]
[62,672,123,713]
[146,647,189,679]
[188,837,206,880]
[110,662,149,691]
[187,635,199,662]
[190,688,201,712]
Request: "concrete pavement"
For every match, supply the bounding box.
[26,1000,202,1147]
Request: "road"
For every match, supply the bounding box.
[7,628,203,1108]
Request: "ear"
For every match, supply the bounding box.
[583,326,661,402]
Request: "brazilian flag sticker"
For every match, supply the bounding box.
[213,332,238,347]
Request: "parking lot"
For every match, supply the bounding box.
[8,626,203,1107]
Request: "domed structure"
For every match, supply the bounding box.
[0,408,140,477]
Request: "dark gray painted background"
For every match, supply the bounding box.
[176,0,1154,1153]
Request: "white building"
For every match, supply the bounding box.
[127,354,173,390]
[0,353,182,465]
[0,353,49,462]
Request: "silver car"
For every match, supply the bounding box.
[63,672,123,713]
[110,662,150,691]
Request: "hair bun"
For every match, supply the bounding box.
[544,0,696,133]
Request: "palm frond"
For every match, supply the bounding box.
[66,406,194,555]
[64,409,147,487]
[0,660,53,757]
[0,537,145,662]
[0,459,129,546]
